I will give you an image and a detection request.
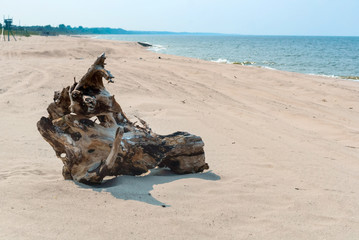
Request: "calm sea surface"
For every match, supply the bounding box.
[96,35,359,78]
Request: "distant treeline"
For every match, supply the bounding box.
[0,24,191,36]
[1,24,127,36]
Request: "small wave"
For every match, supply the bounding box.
[261,61,277,65]
[308,73,336,78]
[211,58,233,64]
[259,66,278,71]
[340,76,359,80]
[233,61,256,65]
[149,44,167,52]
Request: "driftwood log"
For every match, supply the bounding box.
[37,53,208,184]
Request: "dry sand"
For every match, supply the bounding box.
[0,35,359,239]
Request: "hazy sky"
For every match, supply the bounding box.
[2,0,359,36]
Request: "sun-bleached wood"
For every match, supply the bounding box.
[37,53,208,184]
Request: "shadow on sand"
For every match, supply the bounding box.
[76,168,220,207]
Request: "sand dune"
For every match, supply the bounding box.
[1,36,359,239]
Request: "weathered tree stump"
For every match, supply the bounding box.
[37,53,208,184]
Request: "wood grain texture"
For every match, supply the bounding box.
[37,53,208,183]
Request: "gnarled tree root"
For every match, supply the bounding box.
[37,53,208,184]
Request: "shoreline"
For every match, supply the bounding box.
[92,34,359,79]
[1,35,359,239]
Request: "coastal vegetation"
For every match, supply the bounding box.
[0,23,196,36]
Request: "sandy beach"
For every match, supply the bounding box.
[1,35,359,239]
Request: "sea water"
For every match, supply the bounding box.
[96,35,359,78]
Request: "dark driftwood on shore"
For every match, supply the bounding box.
[37,53,208,184]
[137,42,152,47]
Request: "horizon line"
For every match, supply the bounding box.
[7,23,359,37]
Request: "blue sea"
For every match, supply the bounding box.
[96,35,359,79]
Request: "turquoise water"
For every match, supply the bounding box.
[96,35,359,78]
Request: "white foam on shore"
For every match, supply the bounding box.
[149,44,166,52]
[211,58,233,64]
[260,66,278,71]
[308,73,336,78]
[308,73,359,81]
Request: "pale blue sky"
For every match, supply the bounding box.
[2,0,359,36]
